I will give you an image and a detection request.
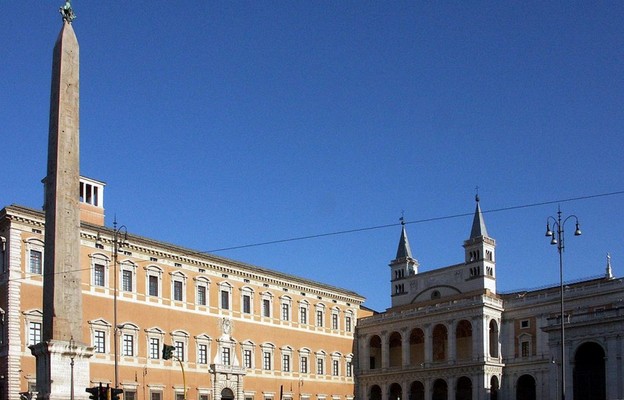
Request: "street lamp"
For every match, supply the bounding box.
[545,206,581,400]
[98,218,128,388]
[68,336,76,400]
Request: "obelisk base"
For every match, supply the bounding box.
[30,340,94,400]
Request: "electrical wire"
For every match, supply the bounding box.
[203,190,624,253]
[4,189,623,283]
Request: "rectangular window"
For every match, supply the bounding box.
[222,347,231,366]
[346,316,352,332]
[149,275,158,297]
[316,310,323,327]
[94,263,105,287]
[150,392,162,400]
[176,394,184,400]
[521,341,530,358]
[520,319,530,329]
[198,344,208,364]
[94,330,106,353]
[123,334,134,356]
[221,290,230,310]
[29,322,42,345]
[263,352,271,370]
[243,294,251,314]
[122,270,133,292]
[282,304,289,321]
[175,341,184,361]
[300,356,308,373]
[283,354,290,372]
[332,314,338,330]
[124,391,137,400]
[346,361,352,377]
[149,337,160,359]
[332,359,339,376]
[29,250,42,274]
[244,349,252,368]
[173,281,183,301]
[300,308,307,324]
[262,299,271,317]
[317,358,324,375]
[197,286,206,306]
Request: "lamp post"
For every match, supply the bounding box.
[105,218,128,389]
[545,206,581,400]
[68,336,76,400]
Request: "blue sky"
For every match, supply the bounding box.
[2,1,623,311]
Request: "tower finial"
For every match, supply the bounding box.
[60,0,76,23]
[606,252,613,279]
[400,210,405,226]
[475,186,480,203]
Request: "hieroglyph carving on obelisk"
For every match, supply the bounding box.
[31,2,94,399]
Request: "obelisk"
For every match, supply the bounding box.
[30,2,93,399]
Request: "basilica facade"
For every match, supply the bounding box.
[355,198,624,400]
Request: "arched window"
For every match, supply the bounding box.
[489,319,499,358]
[432,324,447,361]
[369,335,381,369]
[409,328,425,364]
[456,320,473,360]
[388,331,402,367]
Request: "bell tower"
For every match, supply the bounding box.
[389,219,418,298]
[463,195,496,292]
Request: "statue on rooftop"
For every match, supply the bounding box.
[60,0,76,23]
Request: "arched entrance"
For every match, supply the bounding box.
[410,381,425,400]
[221,388,235,400]
[456,376,472,400]
[490,376,499,400]
[516,374,536,400]
[389,383,402,400]
[573,342,606,400]
[370,385,382,400]
[432,379,448,400]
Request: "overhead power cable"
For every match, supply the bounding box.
[204,190,624,253]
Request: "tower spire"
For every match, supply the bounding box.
[469,193,488,239]
[396,215,413,260]
[606,253,613,279]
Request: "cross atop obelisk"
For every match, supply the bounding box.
[31,2,93,398]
